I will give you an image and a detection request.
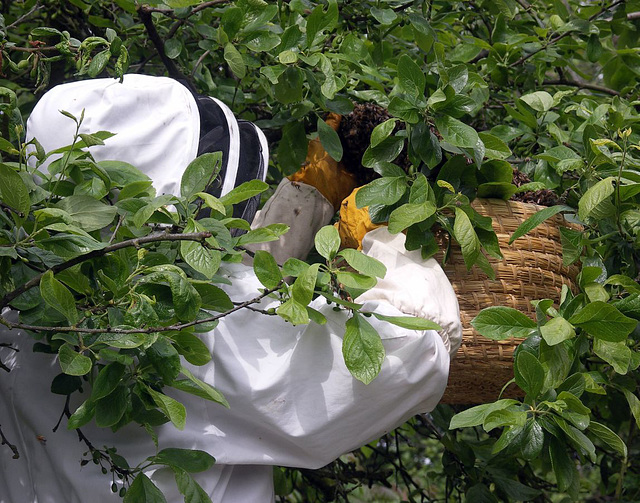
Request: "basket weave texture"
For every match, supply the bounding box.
[438,199,580,405]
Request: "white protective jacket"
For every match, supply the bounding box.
[0,78,462,503]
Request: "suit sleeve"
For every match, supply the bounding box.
[186,226,462,469]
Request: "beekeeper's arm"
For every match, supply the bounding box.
[202,225,461,469]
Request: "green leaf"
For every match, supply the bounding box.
[453,207,480,269]
[606,276,640,294]
[569,301,636,342]
[554,416,596,462]
[371,6,397,25]
[578,177,615,222]
[236,223,289,246]
[435,115,479,149]
[172,332,212,366]
[388,97,420,124]
[172,468,212,503]
[509,205,572,244]
[315,225,341,260]
[493,476,541,501]
[522,419,545,460]
[176,367,229,408]
[335,271,377,290]
[397,54,426,97]
[94,333,149,349]
[465,484,498,503]
[87,50,110,78]
[338,248,386,278]
[181,152,222,201]
[549,437,576,493]
[123,474,167,503]
[55,195,117,232]
[181,220,221,279]
[224,43,246,78]
[146,337,181,384]
[95,385,128,427]
[219,180,268,205]
[560,226,583,266]
[472,307,536,339]
[67,399,95,430]
[150,448,216,473]
[40,270,79,324]
[483,408,527,431]
[478,132,511,160]
[194,192,226,215]
[276,298,309,325]
[147,386,187,430]
[370,119,397,148]
[371,312,441,331]
[0,164,30,216]
[343,314,385,385]
[593,339,631,374]
[388,202,436,234]
[520,91,554,112]
[362,136,405,167]
[588,421,627,458]
[355,177,407,207]
[92,362,125,401]
[450,399,519,429]
[291,263,319,305]
[253,250,282,289]
[540,316,575,346]
[515,351,545,398]
[586,33,603,62]
[621,389,640,429]
[317,117,343,162]
[274,67,304,106]
[305,0,338,47]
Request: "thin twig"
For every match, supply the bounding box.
[542,79,620,96]
[60,397,132,480]
[510,0,626,67]
[6,2,43,30]
[0,423,19,459]
[2,283,281,335]
[108,215,125,244]
[0,231,215,310]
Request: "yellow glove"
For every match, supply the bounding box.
[288,113,358,211]
[335,187,383,250]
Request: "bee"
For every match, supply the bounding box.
[36,435,47,445]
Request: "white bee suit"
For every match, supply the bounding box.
[0,78,462,503]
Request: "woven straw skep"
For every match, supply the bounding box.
[438,199,580,404]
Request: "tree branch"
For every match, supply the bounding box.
[6,2,43,30]
[0,423,19,459]
[1,283,281,335]
[510,31,570,67]
[59,397,132,481]
[510,1,626,67]
[542,78,620,96]
[0,231,215,310]
[136,4,186,82]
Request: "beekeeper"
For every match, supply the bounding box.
[0,75,461,503]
